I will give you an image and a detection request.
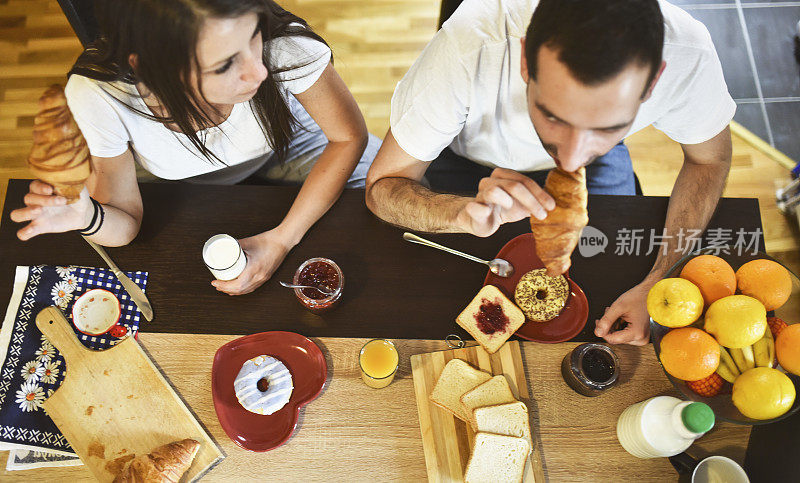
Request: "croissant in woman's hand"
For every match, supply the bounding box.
[27,84,91,203]
[530,167,589,277]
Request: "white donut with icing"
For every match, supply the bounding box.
[234,355,293,415]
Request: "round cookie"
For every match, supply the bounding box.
[514,268,569,321]
[234,355,293,415]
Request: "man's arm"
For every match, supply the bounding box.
[595,125,732,345]
[365,129,554,236]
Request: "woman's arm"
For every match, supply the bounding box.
[11,148,144,247]
[213,62,369,295]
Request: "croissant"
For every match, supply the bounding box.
[27,84,91,203]
[114,439,200,483]
[530,167,588,277]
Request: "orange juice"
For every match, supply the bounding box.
[359,339,399,388]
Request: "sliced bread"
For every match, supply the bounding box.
[460,374,516,421]
[456,285,526,354]
[430,359,492,421]
[473,401,533,456]
[464,432,530,483]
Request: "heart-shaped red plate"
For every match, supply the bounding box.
[211,331,327,451]
[484,233,589,343]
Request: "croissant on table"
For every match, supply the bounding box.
[530,167,589,277]
[113,438,200,483]
[27,84,91,203]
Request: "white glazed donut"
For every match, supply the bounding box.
[234,355,294,415]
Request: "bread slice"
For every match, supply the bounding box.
[456,285,526,354]
[430,359,492,421]
[460,375,516,421]
[474,401,533,456]
[464,432,530,483]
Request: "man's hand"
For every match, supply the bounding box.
[212,230,294,296]
[594,278,658,346]
[458,168,555,237]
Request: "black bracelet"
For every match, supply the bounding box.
[79,197,100,234]
[81,199,105,237]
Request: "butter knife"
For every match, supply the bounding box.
[83,238,154,321]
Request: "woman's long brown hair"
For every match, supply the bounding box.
[68,0,328,165]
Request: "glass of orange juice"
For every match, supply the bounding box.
[359,339,399,389]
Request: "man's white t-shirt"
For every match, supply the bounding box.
[390,0,736,171]
[64,34,331,181]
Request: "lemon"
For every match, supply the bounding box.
[646,278,704,328]
[732,367,796,420]
[704,295,766,348]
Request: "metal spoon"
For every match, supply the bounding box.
[402,232,514,277]
[279,281,337,296]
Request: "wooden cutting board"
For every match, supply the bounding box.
[410,341,545,483]
[36,306,223,482]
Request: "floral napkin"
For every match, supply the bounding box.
[0,265,148,455]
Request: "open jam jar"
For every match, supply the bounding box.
[560,343,620,397]
[293,257,344,313]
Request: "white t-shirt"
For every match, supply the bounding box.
[390,0,736,171]
[64,34,331,180]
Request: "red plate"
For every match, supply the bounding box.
[483,233,589,343]
[211,331,327,451]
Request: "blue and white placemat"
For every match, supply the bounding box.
[0,265,148,455]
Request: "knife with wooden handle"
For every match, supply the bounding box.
[83,238,153,321]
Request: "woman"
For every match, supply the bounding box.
[10,0,379,295]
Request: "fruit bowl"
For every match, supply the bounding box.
[650,246,800,425]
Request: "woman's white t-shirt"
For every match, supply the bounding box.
[390,0,737,171]
[64,34,331,181]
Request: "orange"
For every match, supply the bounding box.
[679,255,736,306]
[736,259,792,311]
[776,324,800,376]
[659,327,720,381]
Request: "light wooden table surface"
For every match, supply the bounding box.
[0,334,751,482]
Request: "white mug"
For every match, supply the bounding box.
[202,234,246,281]
[692,456,749,483]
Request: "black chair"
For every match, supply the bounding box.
[57,0,99,47]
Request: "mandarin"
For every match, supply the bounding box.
[776,324,800,376]
[659,327,720,381]
[736,259,792,311]
[680,255,736,306]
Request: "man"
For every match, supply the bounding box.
[365,0,733,345]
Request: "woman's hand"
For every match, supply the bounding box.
[212,229,295,295]
[9,180,92,241]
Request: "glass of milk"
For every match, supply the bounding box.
[203,234,247,281]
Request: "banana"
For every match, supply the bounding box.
[716,363,738,384]
[765,327,776,367]
[741,345,756,370]
[754,332,773,368]
[718,345,740,379]
[730,347,748,373]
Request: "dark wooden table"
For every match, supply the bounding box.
[0,179,763,341]
[0,178,795,481]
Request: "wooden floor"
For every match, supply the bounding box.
[0,0,797,273]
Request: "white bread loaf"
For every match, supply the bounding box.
[473,401,533,456]
[460,375,516,421]
[464,432,530,483]
[456,285,526,354]
[430,359,492,421]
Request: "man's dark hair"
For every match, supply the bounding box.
[525,0,664,95]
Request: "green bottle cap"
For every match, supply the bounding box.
[681,402,715,434]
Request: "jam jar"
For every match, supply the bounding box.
[293,257,343,313]
[561,343,620,397]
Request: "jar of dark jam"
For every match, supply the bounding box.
[561,343,619,397]
[293,257,343,313]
